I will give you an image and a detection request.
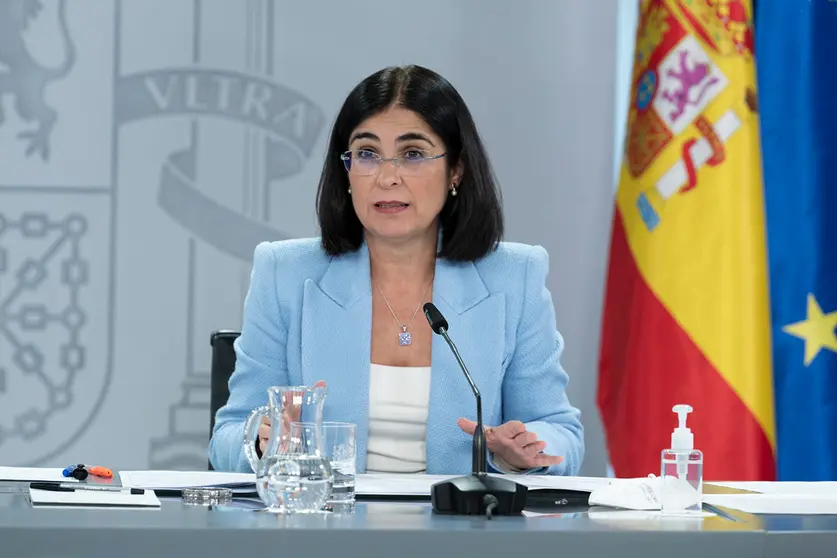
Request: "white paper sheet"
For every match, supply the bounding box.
[517,475,615,492]
[704,494,837,514]
[119,470,255,492]
[0,467,79,483]
[29,487,161,508]
[116,470,613,498]
[354,473,612,497]
[354,473,453,496]
[523,509,714,519]
[710,481,837,497]
[588,509,714,520]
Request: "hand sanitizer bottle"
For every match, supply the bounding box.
[661,404,703,515]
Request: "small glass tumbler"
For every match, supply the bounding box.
[322,422,357,504]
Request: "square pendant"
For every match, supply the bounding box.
[399,331,412,346]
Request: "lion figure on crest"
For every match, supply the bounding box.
[0,0,76,160]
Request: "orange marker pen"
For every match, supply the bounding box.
[88,466,113,478]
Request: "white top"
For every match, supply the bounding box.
[366,363,432,473]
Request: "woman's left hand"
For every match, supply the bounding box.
[457,418,564,471]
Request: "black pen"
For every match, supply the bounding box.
[30,482,74,492]
[30,482,145,495]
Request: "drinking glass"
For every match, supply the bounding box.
[323,422,357,504]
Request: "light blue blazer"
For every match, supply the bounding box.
[209,238,585,476]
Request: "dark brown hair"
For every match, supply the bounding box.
[315,65,504,262]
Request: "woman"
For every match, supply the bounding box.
[209,65,584,476]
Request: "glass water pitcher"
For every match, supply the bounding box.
[243,384,330,512]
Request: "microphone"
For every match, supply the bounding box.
[423,302,528,517]
[423,303,487,475]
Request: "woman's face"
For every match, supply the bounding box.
[345,106,461,244]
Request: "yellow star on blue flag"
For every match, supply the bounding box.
[782,294,837,366]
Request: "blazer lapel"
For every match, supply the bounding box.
[299,241,505,474]
[426,258,505,473]
[300,243,372,465]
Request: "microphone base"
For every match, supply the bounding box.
[431,473,528,516]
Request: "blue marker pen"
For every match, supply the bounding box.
[62,464,88,480]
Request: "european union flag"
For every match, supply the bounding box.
[757,0,837,481]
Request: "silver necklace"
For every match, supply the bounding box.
[373,278,433,346]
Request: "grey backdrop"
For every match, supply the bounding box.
[0,0,617,475]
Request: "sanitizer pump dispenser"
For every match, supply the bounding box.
[660,404,703,514]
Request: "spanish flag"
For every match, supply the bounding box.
[597,0,775,481]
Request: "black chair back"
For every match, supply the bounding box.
[209,329,240,436]
[208,330,240,471]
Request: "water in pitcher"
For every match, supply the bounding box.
[269,453,332,513]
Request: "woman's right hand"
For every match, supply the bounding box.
[257,416,271,456]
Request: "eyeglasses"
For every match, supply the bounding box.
[340,149,446,177]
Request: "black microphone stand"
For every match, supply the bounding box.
[441,327,486,476]
[423,303,528,518]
